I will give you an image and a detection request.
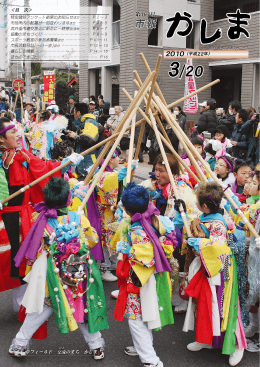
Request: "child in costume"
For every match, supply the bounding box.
[182,182,247,366]
[182,135,209,187]
[10,178,108,358]
[214,125,233,159]
[231,159,254,203]
[114,183,177,367]
[70,147,137,281]
[224,167,260,343]
[212,155,235,187]
[141,153,201,314]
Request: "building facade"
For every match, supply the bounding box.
[79,0,260,128]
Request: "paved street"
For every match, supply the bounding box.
[0,277,258,367]
[0,155,258,367]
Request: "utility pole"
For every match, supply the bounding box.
[24,0,31,102]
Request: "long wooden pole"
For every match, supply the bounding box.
[154,95,207,182]
[0,113,151,206]
[134,77,206,182]
[133,71,172,146]
[78,103,148,213]
[122,88,201,184]
[148,106,192,237]
[126,91,137,183]
[140,53,167,105]
[35,97,40,124]
[84,70,156,185]
[134,55,162,160]
[18,90,24,125]
[156,97,259,238]
[12,86,19,113]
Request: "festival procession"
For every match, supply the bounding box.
[0,1,260,365]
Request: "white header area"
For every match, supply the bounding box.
[8,4,112,62]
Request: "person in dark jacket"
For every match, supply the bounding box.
[65,95,76,131]
[173,106,188,134]
[230,109,252,159]
[218,100,241,135]
[69,103,99,178]
[196,98,217,137]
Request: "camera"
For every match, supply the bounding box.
[61,129,70,135]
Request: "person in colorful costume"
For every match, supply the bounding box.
[141,153,201,313]
[10,177,108,358]
[231,159,254,203]
[182,182,247,366]
[214,125,232,159]
[224,167,260,342]
[0,119,84,298]
[211,155,235,187]
[70,147,137,281]
[181,135,209,187]
[114,183,177,367]
[69,108,100,179]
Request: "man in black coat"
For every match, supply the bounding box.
[218,100,241,135]
[196,98,217,137]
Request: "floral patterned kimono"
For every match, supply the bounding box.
[18,211,109,337]
[114,211,178,330]
[225,196,260,317]
[27,122,47,159]
[70,166,130,257]
[184,212,247,355]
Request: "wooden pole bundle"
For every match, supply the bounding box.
[78,73,155,212]
[122,88,201,184]
[134,75,206,183]
[83,70,156,186]
[154,95,259,238]
[134,54,162,161]
[148,106,192,237]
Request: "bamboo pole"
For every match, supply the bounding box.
[122,88,201,184]
[12,86,19,113]
[156,97,259,238]
[126,91,137,183]
[134,77,206,182]
[168,80,220,110]
[84,70,156,185]
[148,106,192,237]
[133,76,184,173]
[140,53,167,105]
[154,95,207,182]
[35,97,40,124]
[134,55,162,161]
[19,90,24,126]
[0,111,152,206]
[42,95,45,111]
[78,104,147,213]
[139,53,220,111]
[133,80,185,175]
[130,79,220,142]
[133,71,172,146]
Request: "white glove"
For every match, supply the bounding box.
[132,159,139,169]
[0,202,3,211]
[68,153,84,166]
[146,139,151,148]
[255,237,260,249]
